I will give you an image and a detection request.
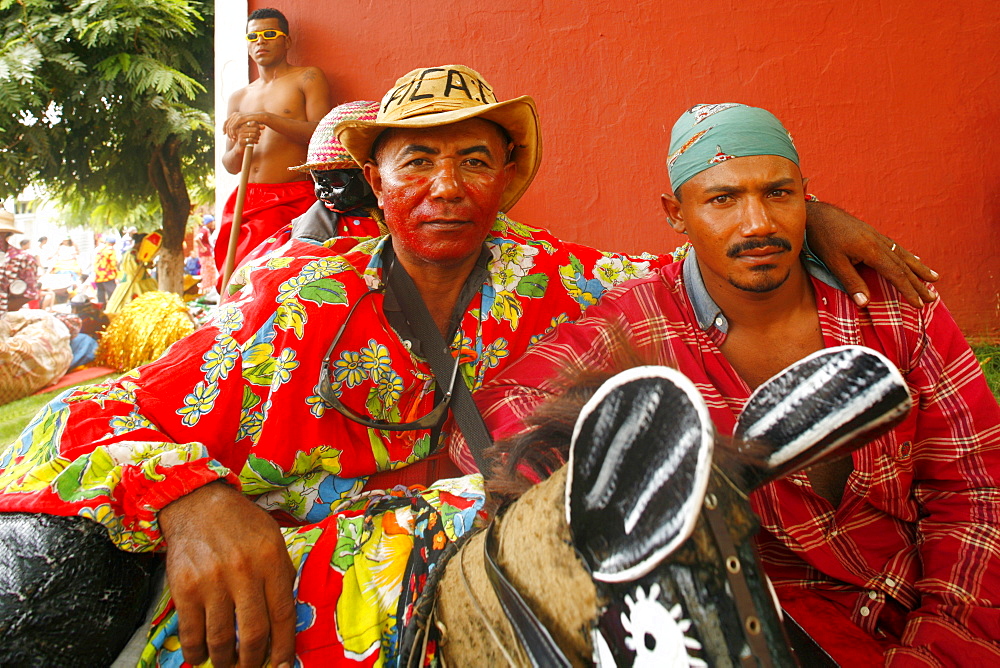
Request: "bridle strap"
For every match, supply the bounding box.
[702,494,775,667]
[483,518,572,668]
[783,611,840,666]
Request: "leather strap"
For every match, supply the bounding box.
[784,610,840,667]
[484,517,572,668]
[386,244,495,475]
[702,499,775,667]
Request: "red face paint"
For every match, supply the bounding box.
[372,119,514,274]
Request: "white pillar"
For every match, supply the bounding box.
[214,0,250,222]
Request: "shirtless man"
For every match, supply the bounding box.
[217,7,332,278]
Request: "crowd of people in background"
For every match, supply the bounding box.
[0,208,220,406]
[0,213,219,318]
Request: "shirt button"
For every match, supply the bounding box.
[885,578,896,588]
[860,606,871,617]
[868,591,878,600]
[792,479,804,486]
[715,316,725,328]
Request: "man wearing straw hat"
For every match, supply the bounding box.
[217,7,332,277]
[0,66,936,666]
[0,209,39,312]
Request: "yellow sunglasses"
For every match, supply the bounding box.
[245,29,287,41]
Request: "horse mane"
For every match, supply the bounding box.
[485,327,761,501]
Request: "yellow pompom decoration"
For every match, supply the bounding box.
[96,291,196,371]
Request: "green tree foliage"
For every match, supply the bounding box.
[0,0,214,293]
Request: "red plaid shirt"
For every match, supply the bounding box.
[474,257,1000,665]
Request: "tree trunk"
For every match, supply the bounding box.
[148,135,190,295]
[156,244,186,297]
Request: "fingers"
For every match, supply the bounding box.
[265,558,299,668]
[824,256,871,307]
[893,242,940,285]
[827,229,937,309]
[205,596,238,668]
[881,238,938,308]
[173,568,241,668]
[230,550,295,668]
[235,583,272,668]
[863,239,927,308]
[245,122,260,138]
[239,122,261,148]
[224,116,260,143]
[175,571,287,668]
[223,114,244,141]
[174,593,209,666]
[168,549,214,666]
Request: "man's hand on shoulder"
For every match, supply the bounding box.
[805,201,939,308]
[160,481,296,668]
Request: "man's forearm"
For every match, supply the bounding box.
[222,143,245,175]
[255,113,318,146]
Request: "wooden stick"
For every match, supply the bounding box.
[220,142,254,294]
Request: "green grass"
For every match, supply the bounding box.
[0,373,118,447]
[973,343,1000,402]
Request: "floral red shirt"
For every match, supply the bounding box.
[0,213,671,545]
[0,214,675,664]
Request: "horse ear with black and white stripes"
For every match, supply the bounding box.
[733,345,911,491]
[567,365,714,584]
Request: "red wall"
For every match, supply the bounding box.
[255,0,999,338]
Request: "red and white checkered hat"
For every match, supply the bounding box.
[291,100,379,172]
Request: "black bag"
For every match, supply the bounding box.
[0,512,159,667]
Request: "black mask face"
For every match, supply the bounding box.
[311,169,377,213]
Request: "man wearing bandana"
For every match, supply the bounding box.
[478,103,1000,664]
[0,70,945,666]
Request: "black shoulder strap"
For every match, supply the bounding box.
[386,248,495,476]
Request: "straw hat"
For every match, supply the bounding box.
[292,100,379,172]
[335,65,540,212]
[0,209,20,236]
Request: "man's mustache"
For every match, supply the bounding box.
[727,236,793,258]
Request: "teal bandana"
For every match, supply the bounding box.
[667,103,799,192]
